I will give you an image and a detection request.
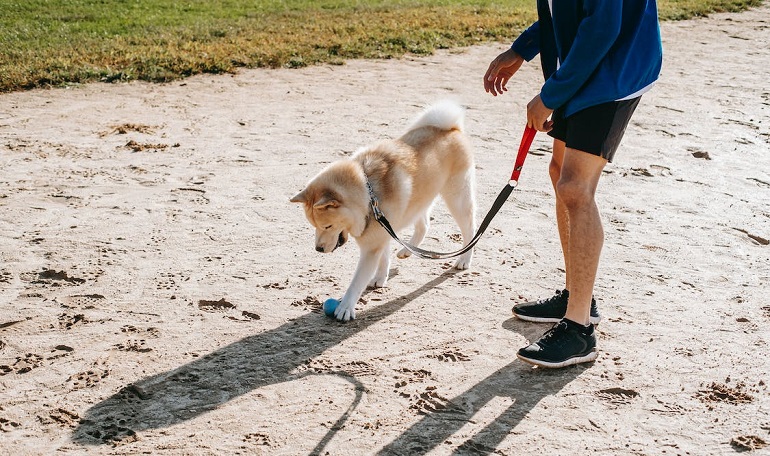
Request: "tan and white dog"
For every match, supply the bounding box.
[291,101,476,321]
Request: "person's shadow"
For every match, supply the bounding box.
[376,318,585,455]
[72,272,586,454]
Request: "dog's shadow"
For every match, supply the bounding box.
[72,271,456,446]
[73,272,587,454]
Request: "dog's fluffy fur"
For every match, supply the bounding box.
[291,101,476,321]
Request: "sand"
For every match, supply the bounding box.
[1,4,769,455]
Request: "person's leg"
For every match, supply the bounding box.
[549,139,570,291]
[512,127,601,325]
[517,148,605,368]
[555,148,607,326]
[517,98,639,367]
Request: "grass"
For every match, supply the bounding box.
[0,0,762,93]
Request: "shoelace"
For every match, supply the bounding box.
[539,321,569,345]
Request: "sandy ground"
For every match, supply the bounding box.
[1,4,769,455]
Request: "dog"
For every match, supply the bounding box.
[291,101,476,321]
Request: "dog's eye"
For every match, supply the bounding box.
[323,225,332,230]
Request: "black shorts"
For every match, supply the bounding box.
[548,97,641,163]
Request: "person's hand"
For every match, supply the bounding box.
[484,48,524,96]
[527,94,554,132]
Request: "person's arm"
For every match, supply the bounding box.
[511,21,541,61]
[539,2,622,110]
[484,21,539,96]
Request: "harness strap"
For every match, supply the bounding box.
[369,126,537,260]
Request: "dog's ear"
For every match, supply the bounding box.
[290,189,307,203]
[313,194,340,210]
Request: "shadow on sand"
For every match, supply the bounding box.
[377,319,585,454]
[73,272,586,454]
[73,271,456,446]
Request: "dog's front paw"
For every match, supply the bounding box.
[368,274,388,288]
[333,300,356,321]
[396,248,412,259]
[453,254,472,270]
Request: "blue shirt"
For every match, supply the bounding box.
[511,0,663,116]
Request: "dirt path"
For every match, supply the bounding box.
[1,4,768,455]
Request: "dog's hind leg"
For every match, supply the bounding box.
[397,212,429,259]
[442,170,476,270]
[369,242,391,287]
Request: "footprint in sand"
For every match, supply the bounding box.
[33,269,85,285]
[291,295,322,312]
[0,270,12,284]
[0,353,44,375]
[198,298,236,312]
[47,345,75,362]
[58,294,106,309]
[395,367,432,385]
[100,123,158,137]
[114,339,152,353]
[731,435,767,452]
[393,368,441,413]
[170,187,209,205]
[155,272,189,292]
[120,325,160,337]
[688,147,712,160]
[408,386,459,415]
[596,387,640,408]
[340,360,378,377]
[428,348,471,363]
[243,432,272,446]
[58,313,90,330]
[67,366,110,390]
[695,381,754,405]
[124,140,170,152]
[79,417,137,445]
[38,408,80,428]
[649,397,688,416]
[0,417,22,432]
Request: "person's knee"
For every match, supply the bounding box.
[548,159,561,188]
[555,178,594,210]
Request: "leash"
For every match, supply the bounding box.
[369,125,537,260]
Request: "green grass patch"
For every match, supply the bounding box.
[658,0,762,19]
[0,0,762,92]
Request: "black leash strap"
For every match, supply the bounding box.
[370,126,537,260]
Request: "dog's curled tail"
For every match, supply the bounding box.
[407,100,465,133]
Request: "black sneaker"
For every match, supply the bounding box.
[512,289,601,324]
[517,319,598,368]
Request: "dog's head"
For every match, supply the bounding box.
[290,165,367,253]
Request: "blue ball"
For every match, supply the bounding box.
[323,298,340,317]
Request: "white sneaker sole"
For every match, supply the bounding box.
[517,350,598,368]
[513,313,602,325]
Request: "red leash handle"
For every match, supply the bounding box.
[509,126,537,186]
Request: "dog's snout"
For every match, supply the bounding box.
[316,245,325,253]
